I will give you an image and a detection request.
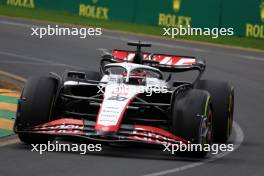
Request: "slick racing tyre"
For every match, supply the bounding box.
[14,76,58,144]
[195,80,234,143]
[171,89,213,157]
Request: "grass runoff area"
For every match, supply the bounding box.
[0,5,264,51]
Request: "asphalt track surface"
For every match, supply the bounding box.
[0,16,263,176]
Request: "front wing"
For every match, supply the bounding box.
[16,118,188,145]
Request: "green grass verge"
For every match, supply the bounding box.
[0,5,264,50]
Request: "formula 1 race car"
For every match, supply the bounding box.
[14,41,234,157]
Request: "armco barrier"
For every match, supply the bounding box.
[1,0,264,39]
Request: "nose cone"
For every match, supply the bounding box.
[95,84,138,133]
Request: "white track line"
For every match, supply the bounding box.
[102,35,264,61]
[0,138,19,147]
[101,35,207,52]
[0,19,41,28]
[0,70,26,82]
[0,50,52,63]
[0,50,82,70]
[0,19,263,61]
[143,121,244,176]
[0,60,70,67]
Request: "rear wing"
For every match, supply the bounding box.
[110,50,205,72]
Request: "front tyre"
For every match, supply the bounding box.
[14,76,58,144]
[171,89,213,157]
[195,80,234,143]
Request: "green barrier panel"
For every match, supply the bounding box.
[221,0,264,39]
[3,0,221,28]
[37,0,136,21]
[134,0,221,28]
[2,0,263,39]
[4,0,136,22]
[5,0,35,8]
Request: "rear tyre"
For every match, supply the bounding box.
[14,76,58,144]
[195,80,234,143]
[171,89,213,157]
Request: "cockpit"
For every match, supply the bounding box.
[103,63,163,86]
